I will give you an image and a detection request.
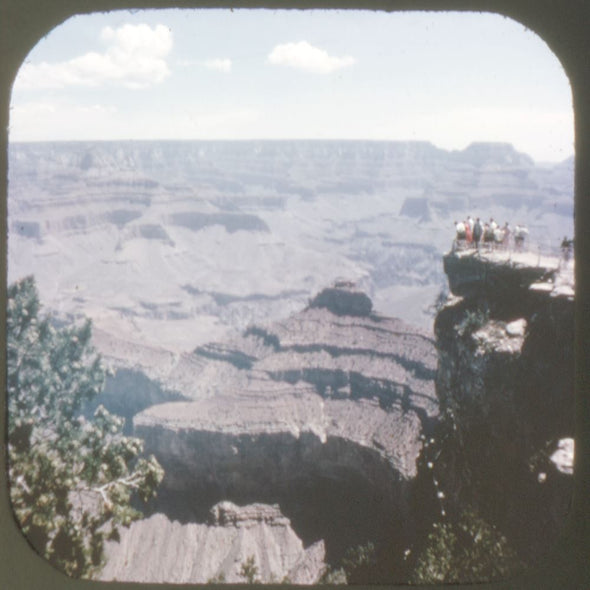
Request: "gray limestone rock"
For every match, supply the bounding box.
[99,503,326,584]
[120,288,438,576]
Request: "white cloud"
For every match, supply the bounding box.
[15,24,173,90]
[204,58,232,73]
[176,59,197,67]
[267,41,356,74]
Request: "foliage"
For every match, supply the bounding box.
[319,541,378,584]
[7,276,164,578]
[207,572,227,583]
[340,541,377,584]
[239,555,260,584]
[319,565,347,584]
[411,507,523,584]
[456,308,490,338]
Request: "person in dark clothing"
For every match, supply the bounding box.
[514,224,528,251]
[561,236,573,261]
[472,217,483,250]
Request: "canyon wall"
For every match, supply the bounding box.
[99,284,440,583]
[95,257,575,583]
[428,249,574,566]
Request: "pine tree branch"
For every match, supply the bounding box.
[81,473,143,510]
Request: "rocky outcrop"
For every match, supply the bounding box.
[442,249,563,304]
[309,283,373,316]
[134,391,421,498]
[429,250,574,566]
[100,502,326,584]
[120,285,438,575]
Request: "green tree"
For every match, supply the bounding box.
[318,541,378,584]
[7,276,164,578]
[239,555,260,583]
[341,541,377,584]
[411,507,523,584]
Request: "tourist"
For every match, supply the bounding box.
[483,223,494,251]
[455,220,466,250]
[493,225,505,249]
[561,236,573,262]
[465,220,473,245]
[473,218,483,250]
[502,222,511,250]
[514,224,528,251]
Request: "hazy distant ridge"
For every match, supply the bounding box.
[7,139,573,350]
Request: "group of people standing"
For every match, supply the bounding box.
[454,216,529,252]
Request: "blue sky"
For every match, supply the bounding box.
[9,9,574,162]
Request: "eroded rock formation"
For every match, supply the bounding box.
[97,284,439,580]
[100,501,325,584]
[98,254,574,582]
[8,140,573,352]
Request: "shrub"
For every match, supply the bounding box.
[411,507,523,584]
[7,276,164,577]
[239,555,260,583]
[456,308,490,338]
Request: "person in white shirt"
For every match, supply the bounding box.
[454,220,466,250]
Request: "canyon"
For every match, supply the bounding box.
[6,140,575,583]
[8,139,573,348]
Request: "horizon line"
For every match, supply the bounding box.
[8,138,575,164]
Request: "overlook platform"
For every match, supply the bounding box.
[443,248,574,301]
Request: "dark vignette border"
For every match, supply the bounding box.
[1,1,589,589]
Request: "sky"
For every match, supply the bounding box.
[8,9,574,163]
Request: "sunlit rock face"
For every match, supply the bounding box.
[100,502,326,584]
[432,250,574,564]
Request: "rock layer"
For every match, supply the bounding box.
[100,502,326,584]
[127,285,438,567]
[8,140,573,353]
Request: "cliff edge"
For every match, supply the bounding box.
[429,248,574,567]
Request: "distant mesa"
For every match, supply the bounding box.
[309,282,373,317]
[459,141,535,167]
